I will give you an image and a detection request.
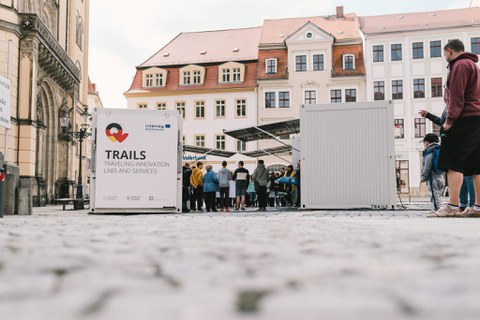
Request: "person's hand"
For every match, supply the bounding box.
[418,110,429,117]
[443,123,452,131]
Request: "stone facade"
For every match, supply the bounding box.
[0,0,91,209]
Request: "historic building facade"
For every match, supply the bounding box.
[256,7,366,167]
[0,0,91,208]
[359,6,480,195]
[125,27,262,172]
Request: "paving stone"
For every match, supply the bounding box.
[1,205,480,320]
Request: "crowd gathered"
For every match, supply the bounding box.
[181,160,301,213]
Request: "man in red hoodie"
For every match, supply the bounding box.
[429,39,480,218]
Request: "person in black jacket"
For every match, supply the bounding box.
[182,163,192,212]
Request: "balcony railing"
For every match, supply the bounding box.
[20,14,80,84]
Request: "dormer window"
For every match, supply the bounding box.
[219,62,245,83]
[266,59,278,74]
[143,67,168,88]
[343,54,355,70]
[145,74,153,87]
[179,65,205,86]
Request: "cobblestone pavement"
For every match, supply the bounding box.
[1,205,480,320]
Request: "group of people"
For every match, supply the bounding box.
[419,39,480,218]
[181,160,301,213]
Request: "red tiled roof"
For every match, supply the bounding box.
[139,27,262,68]
[359,7,480,34]
[126,62,258,94]
[260,13,362,46]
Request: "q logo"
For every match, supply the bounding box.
[106,123,129,143]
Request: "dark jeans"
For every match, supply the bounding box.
[191,187,203,211]
[257,186,267,209]
[219,187,230,209]
[182,186,190,210]
[204,192,216,212]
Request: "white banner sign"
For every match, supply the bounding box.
[94,110,179,209]
[0,75,11,129]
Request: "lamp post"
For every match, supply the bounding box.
[60,105,91,210]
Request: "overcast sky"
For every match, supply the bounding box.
[88,0,472,108]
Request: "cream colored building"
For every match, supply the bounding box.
[0,0,91,207]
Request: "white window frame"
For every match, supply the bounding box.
[157,102,167,110]
[265,91,276,108]
[304,90,317,105]
[235,99,247,118]
[145,74,153,87]
[295,54,307,72]
[278,91,290,108]
[195,135,205,147]
[312,53,325,71]
[343,54,355,70]
[215,135,226,150]
[183,71,191,85]
[236,140,246,152]
[222,68,231,82]
[176,101,186,119]
[138,103,148,109]
[265,58,278,74]
[195,101,205,119]
[193,70,201,84]
[155,73,163,86]
[215,100,226,118]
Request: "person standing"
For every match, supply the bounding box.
[252,160,270,211]
[294,160,301,207]
[182,163,192,212]
[428,39,480,217]
[420,134,444,213]
[283,165,296,206]
[190,162,204,212]
[203,165,219,212]
[217,161,231,212]
[232,161,249,211]
[419,108,474,212]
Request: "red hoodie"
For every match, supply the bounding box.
[444,52,480,126]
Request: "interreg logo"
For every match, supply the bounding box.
[106,123,129,143]
[145,124,171,131]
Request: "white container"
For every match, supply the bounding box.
[300,101,396,209]
[90,109,182,213]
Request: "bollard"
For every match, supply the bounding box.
[0,160,5,218]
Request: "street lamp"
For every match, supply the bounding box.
[59,105,91,209]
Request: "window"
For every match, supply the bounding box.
[183,71,191,85]
[232,68,241,82]
[305,90,316,104]
[236,99,246,117]
[237,140,246,152]
[155,74,163,86]
[392,80,403,100]
[345,89,357,102]
[394,119,404,139]
[295,55,307,72]
[330,90,342,103]
[413,78,425,98]
[195,135,205,147]
[138,104,147,109]
[391,44,402,61]
[216,135,226,150]
[373,45,384,62]
[157,103,166,110]
[279,92,290,108]
[414,118,426,138]
[195,101,205,118]
[215,100,225,117]
[343,54,355,70]
[193,70,201,84]
[412,42,424,59]
[431,78,443,98]
[176,102,186,118]
[472,37,480,54]
[374,81,385,100]
[313,54,324,71]
[222,69,230,82]
[145,74,153,87]
[265,92,276,108]
[76,14,83,49]
[266,59,277,74]
[430,40,441,58]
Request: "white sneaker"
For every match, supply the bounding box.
[427,204,462,218]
